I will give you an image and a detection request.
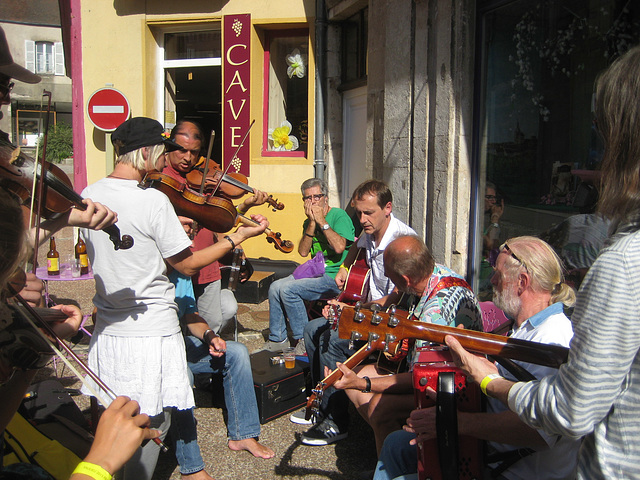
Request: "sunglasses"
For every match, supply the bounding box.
[0,82,15,96]
[302,194,325,201]
[490,243,528,272]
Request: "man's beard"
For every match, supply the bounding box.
[493,284,521,319]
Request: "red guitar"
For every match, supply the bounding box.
[337,248,370,304]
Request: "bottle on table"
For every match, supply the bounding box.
[75,230,89,275]
[47,236,60,276]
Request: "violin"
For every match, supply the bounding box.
[236,213,294,254]
[139,171,238,233]
[185,158,285,212]
[0,139,134,250]
[5,290,169,452]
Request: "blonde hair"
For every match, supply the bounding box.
[115,143,165,171]
[502,236,576,307]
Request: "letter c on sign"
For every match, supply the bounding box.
[227,44,248,66]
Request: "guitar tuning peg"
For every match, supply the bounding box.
[384,333,396,353]
[349,331,362,350]
[370,303,382,313]
[354,301,363,312]
[371,311,382,325]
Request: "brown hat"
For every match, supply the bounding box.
[0,26,41,84]
[111,117,182,156]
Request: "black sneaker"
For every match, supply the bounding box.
[301,418,348,445]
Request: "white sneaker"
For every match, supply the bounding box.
[290,408,318,425]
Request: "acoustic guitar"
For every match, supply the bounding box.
[304,303,570,421]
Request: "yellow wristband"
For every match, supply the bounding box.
[236,206,246,215]
[72,461,112,480]
[339,264,349,272]
[480,373,502,396]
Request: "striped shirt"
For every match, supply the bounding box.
[508,225,640,479]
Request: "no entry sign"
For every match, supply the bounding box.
[86,88,130,132]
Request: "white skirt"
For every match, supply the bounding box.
[81,332,195,416]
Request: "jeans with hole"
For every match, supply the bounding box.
[184,336,260,440]
[268,274,341,342]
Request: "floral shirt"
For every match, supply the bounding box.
[409,263,482,366]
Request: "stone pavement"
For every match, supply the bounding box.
[38,227,379,480]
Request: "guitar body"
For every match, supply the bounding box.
[337,249,370,305]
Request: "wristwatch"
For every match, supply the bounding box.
[322,223,330,231]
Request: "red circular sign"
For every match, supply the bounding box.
[86,88,130,132]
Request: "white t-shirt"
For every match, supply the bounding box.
[356,213,416,300]
[81,178,192,336]
[488,303,579,480]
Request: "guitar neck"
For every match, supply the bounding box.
[338,307,569,369]
[318,342,373,388]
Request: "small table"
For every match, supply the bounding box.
[35,264,94,307]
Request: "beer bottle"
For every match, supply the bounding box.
[47,236,60,276]
[75,230,89,275]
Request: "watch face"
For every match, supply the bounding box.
[322,224,330,230]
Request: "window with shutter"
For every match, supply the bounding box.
[54,42,65,76]
[25,40,36,73]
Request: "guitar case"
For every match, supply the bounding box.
[413,347,483,480]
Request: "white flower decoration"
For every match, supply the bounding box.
[268,120,299,151]
[286,48,307,79]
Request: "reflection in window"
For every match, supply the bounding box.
[264,32,309,155]
[36,41,54,74]
[164,31,221,60]
[474,0,640,298]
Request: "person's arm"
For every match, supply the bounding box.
[333,364,414,394]
[403,405,547,449]
[298,217,315,257]
[71,396,160,479]
[167,214,268,276]
[236,188,269,214]
[184,313,226,357]
[308,206,348,255]
[32,198,117,247]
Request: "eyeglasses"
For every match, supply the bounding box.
[493,242,528,272]
[0,82,14,96]
[485,195,498,201]
[302,194,325,201]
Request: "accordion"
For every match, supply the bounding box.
[413,347,483,480]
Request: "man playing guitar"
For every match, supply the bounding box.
[296,179,415,446]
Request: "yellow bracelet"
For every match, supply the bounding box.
[72,461,112,480]
[339,264,349,272]
[236,206,246,215]
[480,373,502,396]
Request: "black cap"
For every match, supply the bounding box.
[111,117,182,156]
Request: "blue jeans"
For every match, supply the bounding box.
[374,429,418,480]
[170,408,205,475]
[268,274,341,342]
[303,316,358,430]
[184,336,260,441]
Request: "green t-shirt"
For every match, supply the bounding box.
[302,207,355,278]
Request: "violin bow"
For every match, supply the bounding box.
[190,130,216,238]
[30,90,53,272]
[210,119,255,197]
[198,130,215,195]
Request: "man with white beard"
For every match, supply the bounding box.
[373,236,582,480]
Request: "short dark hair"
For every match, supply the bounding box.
[351,179,392,209]
[170,119,205,145]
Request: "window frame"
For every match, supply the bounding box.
[261,28,310,158]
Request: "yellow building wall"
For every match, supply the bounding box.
[80,0,318,262]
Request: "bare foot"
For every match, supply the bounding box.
[228,438,275,459]
[181,469,214,480]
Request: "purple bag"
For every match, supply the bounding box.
[292,251,325,280]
